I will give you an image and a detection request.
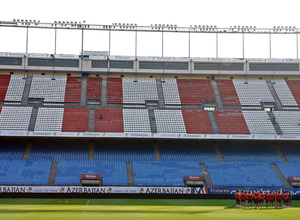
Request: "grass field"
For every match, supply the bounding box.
[0,198,298,220]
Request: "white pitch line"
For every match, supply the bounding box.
[81,199,90,220]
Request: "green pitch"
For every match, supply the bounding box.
[0,198,299,220]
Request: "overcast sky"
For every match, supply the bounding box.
[0,0,300,58]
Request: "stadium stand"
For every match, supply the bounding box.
[0,106,32,130]
[276,162,300,179]
[0,75,11,101]
[181,110,213,134]
[29,141,89,160]
[132,161,202,186]
[4,75,27,102]
[122,78,158,104]
[242,111,276,134]
[272,80,298,106]
[214,111,250,134]
[205,162,284,187]
[272,111,300,134]
[159,143,219,162]
[94,142,155,161]
[154,110,186,133]
[233,80,274,106]
[94,109,124,132]
[107,78,123,104]
[217,79,240,106]
[176,79,216,105]
[161,79,181,105]
[0,140,26,159]
[123,109,151,133]
[279,144,300,162]
[285,80,300,106]
[219,143,282,162]
[55,160,128,185]
[64,77,81,103]
[29,76,67,103]
[87,77,102,100]
[0,159,52,185]
[61,108,89,132]
[34,107,64,131]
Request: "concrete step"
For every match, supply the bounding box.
[21,76,32,105]
[126,162,135,186]
[80,74,88,107]
[148,109,157,133]
[267,111,283,135]
[88,109,95,132]
[199,163,213,187]
[213,144,225,162]
[101,78,107,107]
[273,144,289,163]
[153,143,162,161]
[28,107,38,131]
[211,80,224,110]
[22,142,32,160]
[156,79,165,108]
[207,111,220,134]
[88,142,94,161]
[48,161,58,186]
[267,81,283,110]
[270,163,291,188]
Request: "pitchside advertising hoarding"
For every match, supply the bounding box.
[0,186,299,195]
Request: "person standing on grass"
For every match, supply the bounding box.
[289,191,292,207]
[235,189,240,207]
[246,190,253,208]
[260,191,265,208]
[254,189,260,208]
[240,190,246,208]
[270,191,275,208]
[265,191,270,208]
[283,190,289,207]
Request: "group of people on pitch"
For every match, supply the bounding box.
[235,189,292,208]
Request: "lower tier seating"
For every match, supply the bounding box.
[0,159,52,185]
[132,161,202,186]
[276,162,300,179]
[55,160,128,186]
[205,162,284,187]
[0,140,26,159]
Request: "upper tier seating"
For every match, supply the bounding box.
[286,80,300,106]
[61,108,89,132]
[34,107,64,131]
[132,161,202,186]
[214,111,250,134]
[0,75,11,101]
[243,111,276,134]
[0,106,32,130]
[272,80,297,106]
[161,79,181,105]
[29,76,67,103]
[94,109,124,133]
[205,162,284,187]
[272,111,300,135]
[4,75,27,102]
[29,141,89,160]
[159,143,219,162]
[181,110,213,134]
[276,162,300,179]
[123,109,151,133]
[154,110,186,133]
[87,77,102,100]
[217,80,240,106]
[122,78,158,104]
[55,160,128,185]
[0,159,52,185]
[177,79,216,105]
[64,77,81,103]
[107,78,123,104]
[219,143,282,162]
[233,80,274,106]
[94,142,155,161]
[279,144,300,162]
[0,140,26,159]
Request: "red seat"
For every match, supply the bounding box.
[94,109,124,133]
[87,77,102,100]
[217,80,240,106]
[64,77,81,103]
[107,78,123,104]
[182,110,214,134]
[62,108,89,132]
[286,80,300,105]
[0,75,11,101]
